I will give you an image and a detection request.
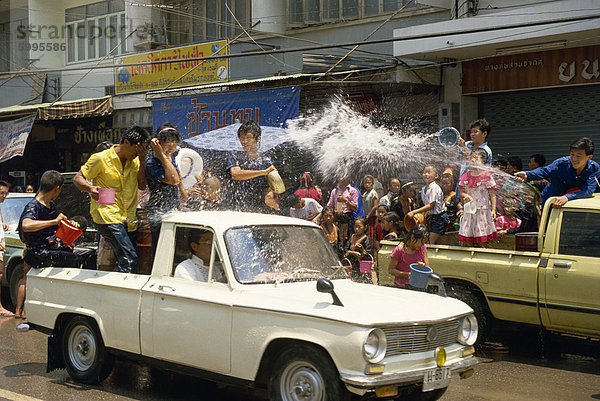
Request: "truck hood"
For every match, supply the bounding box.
[234,279,473,326]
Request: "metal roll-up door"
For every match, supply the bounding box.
[479,85,600,165]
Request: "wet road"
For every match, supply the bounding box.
[0,316,598,401]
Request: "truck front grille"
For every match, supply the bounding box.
[381,320,460,356]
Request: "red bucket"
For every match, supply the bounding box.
[55,220,83,246]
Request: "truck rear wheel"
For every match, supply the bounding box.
[62,316,114,384]
[8,262,24,308]
[447,283,492,343]
[268,344,349,401]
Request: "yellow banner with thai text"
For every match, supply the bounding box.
[114,40,229,95]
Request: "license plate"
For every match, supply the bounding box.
[423,367,451,391]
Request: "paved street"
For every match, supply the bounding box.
[0,316,598,401]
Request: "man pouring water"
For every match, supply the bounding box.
[227,120,279,213]
[74,126,150,273]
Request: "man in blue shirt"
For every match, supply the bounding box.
[515,137,599,208]
[227,120,277,212]
[145,123,182,258]
[457,119,493,184]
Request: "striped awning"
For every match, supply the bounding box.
[0,96,113,120]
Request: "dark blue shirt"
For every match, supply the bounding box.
[18,198,59,248]
[526,156,600,206]
[227,152,273,210]
[145,153,180,213]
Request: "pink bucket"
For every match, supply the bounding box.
[359,254,374,274]
[98,188,116,205]
[55,220,83,246]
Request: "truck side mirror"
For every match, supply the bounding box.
[317,278,344,307]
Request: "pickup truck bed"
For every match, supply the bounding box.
[378,195,600,342]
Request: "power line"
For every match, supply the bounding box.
[1,12,597,79]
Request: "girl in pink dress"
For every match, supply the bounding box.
[387,224,429,288]
[458,149,498,244]
[495,199,522,236]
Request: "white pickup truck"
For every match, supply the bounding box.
[26,211,478,401]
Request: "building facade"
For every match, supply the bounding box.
[393,0,600,163]
[1,0,469,179]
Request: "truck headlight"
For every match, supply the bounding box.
[458,315,478,346]
[363,328,386,363]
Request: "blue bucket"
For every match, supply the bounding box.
[410,263,433,289]
[438,127,459,148]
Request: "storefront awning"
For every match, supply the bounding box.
[0,96,113,120]
[145,66,400,101]
[393,0,600,62]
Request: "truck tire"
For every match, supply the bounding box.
[8,262,24,308]
[447,283,492,343]
[62,316,114,384]
[268,344,349,401]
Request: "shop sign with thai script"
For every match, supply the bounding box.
[73,121,123,145]
[152,86,300,140]
[114,40,229,95]
[462,45,600,94]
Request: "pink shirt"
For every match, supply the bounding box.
[390,244,427,287]
[327,185,359,214]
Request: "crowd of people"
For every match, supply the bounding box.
[1,119,598,318]
[283,119,599,288]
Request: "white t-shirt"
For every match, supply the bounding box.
[420,181,446,215]
[174,254,223,282]
[290,198,323,221]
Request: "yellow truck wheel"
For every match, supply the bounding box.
[447,282,492,344]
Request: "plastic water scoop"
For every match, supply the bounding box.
[55,220,83,246]
[359,253,374,274]
[267,170,286,194]
[98,188,116,205]
[438,127,460,148]
[409,263,433,289]
[463,201,476,214]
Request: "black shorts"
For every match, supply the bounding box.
[334,212,354,225]
[24,247,92,269]
[428,212,450,235]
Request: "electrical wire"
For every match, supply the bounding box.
[1,11,598,79]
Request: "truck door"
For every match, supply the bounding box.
[541,209,600,336]
[140,226,233,374]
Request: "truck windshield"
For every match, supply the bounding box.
[225,225,347,284]
[2,195,34,229]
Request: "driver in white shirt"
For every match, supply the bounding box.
[174,229,223,282]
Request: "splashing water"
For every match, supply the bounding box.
[284,96,535,209]
[285,96,460,182]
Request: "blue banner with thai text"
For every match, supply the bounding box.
[152,86,300,140]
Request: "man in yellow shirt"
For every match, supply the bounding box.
[74,126,149,273]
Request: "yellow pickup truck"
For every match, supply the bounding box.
[378,194,600,343]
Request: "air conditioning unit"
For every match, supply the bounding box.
[438,102,460,129]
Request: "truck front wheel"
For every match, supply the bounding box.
[447,283,492,343]
[268,344,349,401]
[62,316,114,384]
